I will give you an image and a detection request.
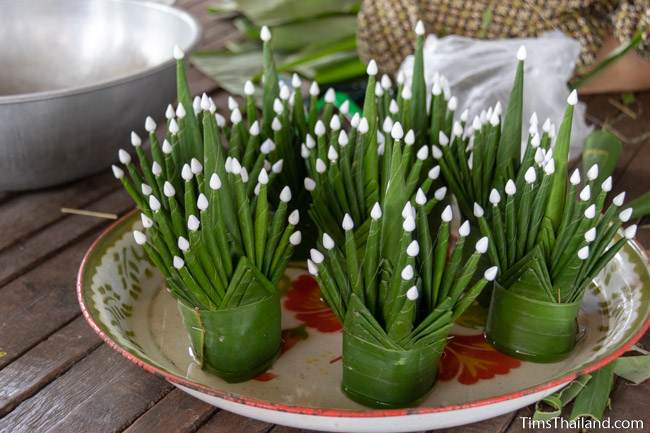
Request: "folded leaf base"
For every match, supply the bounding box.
[341,331,445,408]
[485,284,580,363]
[177,288,281,383]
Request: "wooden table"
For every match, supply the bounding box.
[1,2,649,432]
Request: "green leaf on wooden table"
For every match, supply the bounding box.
[569,362,615,421]
[533,355,650,422]
[581,130,622,191]
[625,191,650,219]
[199,1,363,95]
[231,0,360,26]
[621,92,636,106]
[533,375,592,421]
[294,51,358,76]
[313,56,366,84]
[208,0,238,14]
[614,355,650,385]
[262,15,357,52]
[278,36,357,73]
[231,15,357,53]
[192,50,285,97]
[233,17,259,40]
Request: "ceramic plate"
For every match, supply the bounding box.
[77,212,650,432]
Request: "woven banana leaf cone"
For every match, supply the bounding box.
[177,257,281,382]
[341,295,447,407]
[308,199,495,407]
[432,44,640,363]
[114,29,303,382]
[301,20,499,407]
[479,86,636,362]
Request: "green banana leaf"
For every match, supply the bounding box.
[485,284,580,363]
[263,15,357,52]
[569,362,615,421]
[277,36,357,71]
[293,51,359,80]
[313,56,365,84]
[192,51,279,97]
[495,55,523,181]
[533,375,592,421]
[232,15,357,53]
[533,353,650,420]
[228,0,359,26]
[500,246,553,302]
[339,295,448,408]
[342,330,445,408]
[613,354,650,384]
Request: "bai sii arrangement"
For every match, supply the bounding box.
[111,21,638,407]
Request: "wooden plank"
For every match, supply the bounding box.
[602,92,650,143]
[123,389,216,433]
[269,427,333,433]
[0,192,14,206]
[583,94,623,127]
[197,410,272,433]
[0,345,172,433]
[0,317,101,416]
[584,92,650,142]
[188,66,221,97]
[186,0,223,22]
[0,233,98,369]
[0,189,133,288]
[0,171,119,253]
[433,412,516,433]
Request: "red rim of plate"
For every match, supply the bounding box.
[77,210,650,418]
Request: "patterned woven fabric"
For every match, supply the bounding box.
[357,0,650,75]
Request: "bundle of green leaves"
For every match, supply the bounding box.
[301,20,458,242]
[112,34,303,310]
[436,47,638,304]
[303,21,495,352]
[307,203,496,347]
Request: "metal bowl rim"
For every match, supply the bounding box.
[0,0,202,105]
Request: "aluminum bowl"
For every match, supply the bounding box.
[0,0,201,191]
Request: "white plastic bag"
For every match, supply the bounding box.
[399,31,590,159]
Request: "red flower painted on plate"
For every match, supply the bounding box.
[284,274,342,333]
[438,333,521,385]
[255,372,277,382]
